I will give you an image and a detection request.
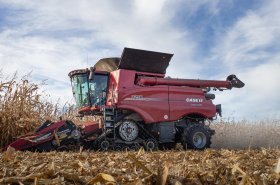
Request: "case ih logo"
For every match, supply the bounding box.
[186,98,203,103]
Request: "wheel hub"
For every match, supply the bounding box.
[193,132,207,148]
[71,130,81,140]
[145,139,157,151]
[100,140,110,150]
[147,142,155,149]
[119,120,139,141]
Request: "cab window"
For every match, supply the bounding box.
[89,74,108,106]
[71,74,89,108]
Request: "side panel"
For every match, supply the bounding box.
[109,69,217,122]
[107,70,120,106]
[107,69,139,106]
[117,86,170,123]
[169,86,216,120]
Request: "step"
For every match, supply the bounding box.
[105,116,114,121]
[105,122,114,128]
[105,112,114,116]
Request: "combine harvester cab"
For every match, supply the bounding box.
[5,48,244,151]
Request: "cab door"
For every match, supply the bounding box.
[88,73,109,106]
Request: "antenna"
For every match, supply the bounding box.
[86,54,88,66]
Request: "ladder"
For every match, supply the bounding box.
[103,107,115,129]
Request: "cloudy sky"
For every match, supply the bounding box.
[0,0,279,120]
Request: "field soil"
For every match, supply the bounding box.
[1,148,279,185]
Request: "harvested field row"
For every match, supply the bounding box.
[1,148,279,185]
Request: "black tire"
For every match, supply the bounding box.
[159,142,176,150]
[144,139,158,151]
[99,140,110,151]
[57,145,69,151]
[114,145,123,151]
[181,124,211,150]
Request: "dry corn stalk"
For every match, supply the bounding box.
[275,158,280,174]
[211,119,280,149]
[87,173,116,184]
[0,74,54,148]
[0,73,78,149]
[2,146,16,161]
[157,160,170,185]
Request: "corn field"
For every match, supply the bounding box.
[211,119,280,149]
[0,74,280,184]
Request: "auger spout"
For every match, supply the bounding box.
[137,74,245,89]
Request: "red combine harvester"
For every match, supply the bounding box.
[7,48,244,151]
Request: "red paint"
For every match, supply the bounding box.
[105,69,221,123]
[7,121,65,151]
[137,76,232,89]
[3,120,101,151]
[80,121,100,135]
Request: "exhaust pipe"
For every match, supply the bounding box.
[89,67,95,80]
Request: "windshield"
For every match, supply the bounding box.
[71,73,108,109]
[71,74,89,108]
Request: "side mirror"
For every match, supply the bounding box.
[89,83,96,92]
[89,67,95,80]
[102,90,106,99]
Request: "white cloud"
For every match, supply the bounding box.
[214,58,280,119]
[0,0,204,103]
[213,1,280,70]
[212,0,280,119]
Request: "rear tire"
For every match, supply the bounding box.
[182,124,211,150]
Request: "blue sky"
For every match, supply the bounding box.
[0,0,279,120]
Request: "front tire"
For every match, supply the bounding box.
[182,124,212,150]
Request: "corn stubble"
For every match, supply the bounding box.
[0,148,279,184]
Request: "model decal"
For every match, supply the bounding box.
[186,98,203,103]
[124,95,162,101]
